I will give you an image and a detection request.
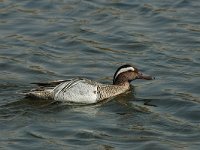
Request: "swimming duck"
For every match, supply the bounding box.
[26,64,154,103]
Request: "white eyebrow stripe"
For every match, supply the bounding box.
[115,67,135,79]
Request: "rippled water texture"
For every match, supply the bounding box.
[0,0,200,149]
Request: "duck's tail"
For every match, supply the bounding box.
[25,88,54,100]
[22,80,68,100]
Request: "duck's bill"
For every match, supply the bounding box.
[137,72,155,80]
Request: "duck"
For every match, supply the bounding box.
[25,64,154,104]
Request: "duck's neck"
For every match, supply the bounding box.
[113,80,130,88]
[113,75,130,87]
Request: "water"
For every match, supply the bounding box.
[0,0,200,149]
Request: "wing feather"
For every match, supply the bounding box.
[31,80,70,87]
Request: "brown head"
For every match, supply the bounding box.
[113,64,154,85]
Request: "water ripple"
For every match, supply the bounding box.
[0,0,200,149]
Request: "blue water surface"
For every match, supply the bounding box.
[0,0,200,149]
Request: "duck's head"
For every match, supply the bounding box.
[113,64,154,85]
